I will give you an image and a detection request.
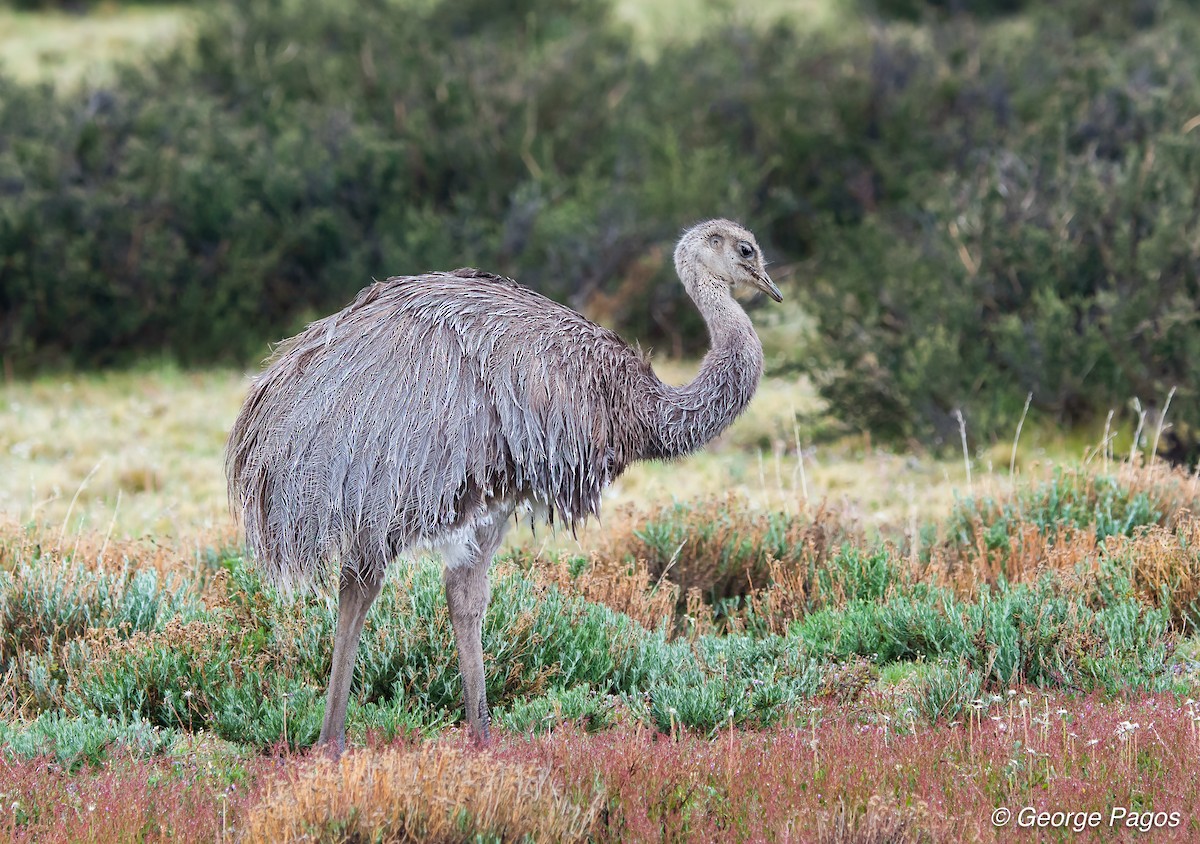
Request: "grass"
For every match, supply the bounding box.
[0,367,243,544]
[1,400,1199,840]
[0,361,1108,547]
[0,4,192,89]
[612,0,844,54]
[0,0,842,91]
[4,694,1199,841]
[245,741,598,843]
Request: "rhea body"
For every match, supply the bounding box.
[226,219,782,752]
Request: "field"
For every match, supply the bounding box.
[0,364,972,543]
[0,0,835,89]
[2,364,1200,842]
[0,4,190,88]
[3,0,1200,841]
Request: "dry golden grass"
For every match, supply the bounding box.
[245,742,599,843]
[555,460,1200,636]
[927,461,1200,597]
[930,518,1103,596]
[1107,515,1200,631]
[0,369,247,545]
[524,553,678,632]
[740,554,823,636]
[1115,459,1200,528]
[0,5,192,89]
[595,495,859,608]
[816,794,938,844]
[1,365,998,550]
[0,516,222,579]
[521,495,899,636]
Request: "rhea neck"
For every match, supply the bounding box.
[643,264,765,460]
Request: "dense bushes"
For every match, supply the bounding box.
[2,0,1198,453]
[795,7,1200,452]
[0,0,653,366]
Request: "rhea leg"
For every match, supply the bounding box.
[444,517,509,743]
[318,573,383,755]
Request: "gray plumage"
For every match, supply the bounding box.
[225,218,781,750]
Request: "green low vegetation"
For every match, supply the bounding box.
[2,464,1197,775]
[4,479,1192,840]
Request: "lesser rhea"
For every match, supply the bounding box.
[226,219,782,752]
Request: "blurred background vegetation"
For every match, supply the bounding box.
[0,0,1197,459]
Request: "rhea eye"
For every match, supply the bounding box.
[737,241,755,259]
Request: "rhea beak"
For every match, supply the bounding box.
[748,267,783,302]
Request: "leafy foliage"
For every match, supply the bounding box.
[796,7,1200,452]
[0,710,177,772]
[2,466,1194,759]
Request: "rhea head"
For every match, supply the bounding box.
[674,218,783,303]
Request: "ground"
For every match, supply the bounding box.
[2,364,1198,842]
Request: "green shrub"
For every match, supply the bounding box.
[902,659,984,723]
[2,487,1188,751]
[0,711,177,772]
[946,471,1164,552]
[0,0,690,368]
[793,590,970,663]
[0,560,194,671]
[352,560,641,713]
[791,573,1174,692]
[7,0,193,8]
[0,550,200,718]
[796,9,1200,453]
[496,684,614,734]
[212,677,325,750]
[615,631,823,732]
[47,554,648,745]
